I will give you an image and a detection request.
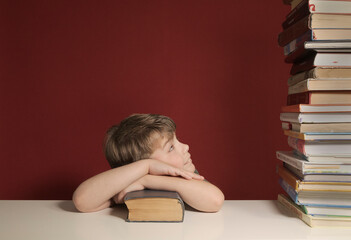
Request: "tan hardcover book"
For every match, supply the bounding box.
[291,122,351,133]
[288,68,351,87]
[283,130,351,141]
[287,91,351,105]
[288,79,351,95]
[124,190,184,222]
[278,15,351,47]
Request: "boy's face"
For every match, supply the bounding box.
[150,133,195,173]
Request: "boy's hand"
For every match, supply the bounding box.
[146,159,204,180]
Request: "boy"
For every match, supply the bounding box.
[73,114,224,213]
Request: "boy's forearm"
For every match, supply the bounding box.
[141,175,224,212]
[73,160,149,212]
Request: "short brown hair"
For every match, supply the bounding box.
[104,114,176,168]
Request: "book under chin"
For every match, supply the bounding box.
[124,190,184,222]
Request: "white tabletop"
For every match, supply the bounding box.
[1,200,351,240]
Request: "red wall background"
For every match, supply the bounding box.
[1,0,290,200]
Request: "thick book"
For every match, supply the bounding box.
[304,205,351,217]
[288,79,351,95]
[124,190,184,222]
[291,122,351,133]
[280,112,351,123]
[279,178,351,207]
[284,130,351,141]
[305,41,351,52]
[285,41,351,64]
[277,151,351,174]
[287,91,351,105]
[288,68,351,87]
[286,162,351,182]
[290,53,351,75]
[278,194,351,227]
[278,14,351,47]
[282,0,351,30]
[286,41,351,63]
[282,104,351,113]
[291,53,351,75]
[285,162,351,182]
[277,165,351,193]
[293,150,351,164]
[287,136,351,156]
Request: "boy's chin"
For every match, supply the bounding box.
[184,163,196,173]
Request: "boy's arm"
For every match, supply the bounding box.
[140,175,224,212]
[72,160,203,212]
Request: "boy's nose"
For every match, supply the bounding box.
[183,143,189,153]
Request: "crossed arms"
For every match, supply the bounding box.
[73,159,224,213]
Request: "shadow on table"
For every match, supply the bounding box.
[57,201,80,213]
[108,204,129,220]
[56,201,128,220]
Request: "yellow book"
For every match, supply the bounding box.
[124,190,184,222]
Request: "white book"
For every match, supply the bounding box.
[280,112,351,123]
[285,163,351,182]
[288,136,351,156]
[304,205,351,217]
[291,0,351,14]
[298,191,351,207]
[284,130,351,141]
[305,41,351,52]
[277,151,351,173]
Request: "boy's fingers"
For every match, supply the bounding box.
[193,174,204,180]
[178,170,203,180]
[177,170,192,180]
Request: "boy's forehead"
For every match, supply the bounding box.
[151,131,175,148]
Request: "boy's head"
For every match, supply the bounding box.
[104,114,176,168]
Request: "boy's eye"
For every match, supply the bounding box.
[169,145,174,152]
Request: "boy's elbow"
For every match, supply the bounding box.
[208,191,225,212]
[72,191,86,212]
[72,190,92,213]
[197,189,224,213]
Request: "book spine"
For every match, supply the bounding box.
[277,165,300,191]
[282,0,309,30]
[278,194,312,227]
[287,68,316,86]
[282,121,292,130]
[285,47,314,64]
[284,130,305,140]
[290,55,316,76]
[279,178,299,203]
[283,31,312,56]
[288,136,306,155]
[276,151,304,170]
[288,80,309,95]
[278,16,310,47]
[287,92,311,105]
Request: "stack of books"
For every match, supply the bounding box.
[276,0,351,227]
